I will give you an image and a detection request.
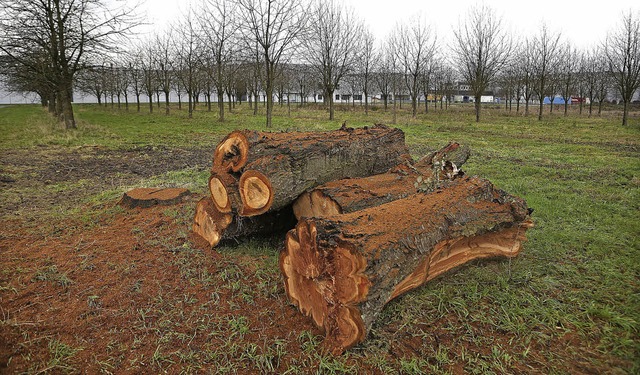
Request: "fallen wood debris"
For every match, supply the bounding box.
[190,125,532,355]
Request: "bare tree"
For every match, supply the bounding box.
[173,9,202,118]
[200,0,237,121]
[125,50,145,112]
[139,41,157,113]
[76,64,109,106]
[605,10,640,126]
[394,15,436,117]
[303,0,362,120]
[515,41,536,115]
[531,24,562,120]
[595,66,612,116]
[583,47,603,117]
[558,43,578,116]
[382,33,401,124]
[358,28,376,115]
[236,0,307,127]
[0,47,54,108]
[154,32,175,115]
[452,4,511,122]
[0,0,138,129]
[375,41,396,111]
[419,57,435,113]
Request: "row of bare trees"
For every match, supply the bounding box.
[1,0,639,127]
[0,0,138,129]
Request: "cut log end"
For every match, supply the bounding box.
[239,170,273,216]
[213,131,249,172]
[293,190,342,220]
[281,220,370,353]
[192,197,233,248]
[208,175,231,213]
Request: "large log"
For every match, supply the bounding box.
[293,142,469,219]
[214,125,412,217]
[280,176,533,354]
[192,196,296,247]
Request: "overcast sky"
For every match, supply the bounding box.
[140,0,639,50]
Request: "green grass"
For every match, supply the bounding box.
[1,102,638,373]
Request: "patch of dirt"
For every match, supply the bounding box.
[0,199,320,373]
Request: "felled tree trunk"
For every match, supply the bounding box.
[192,197,296,247]
[293,142,469,219]
[211,125,412,217]
[280,176,533,354]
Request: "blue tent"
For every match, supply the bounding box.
[543,96,570,105]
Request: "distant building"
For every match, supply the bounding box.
[452,82,495,103]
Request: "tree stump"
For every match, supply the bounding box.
[119,188,190,208]
[280,176,533,354]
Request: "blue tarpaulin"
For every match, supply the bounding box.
[543,96,570,105]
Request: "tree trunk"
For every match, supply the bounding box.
[60,81,76,129]
[210,125,412,217]
[165,91,170,115]
[47,92,56,114]
[538,97,544,120]
[218,90,225,122]
[328,89,335,120]
[293,142,470,220]
[598,100,604,115]
[622,101,629,126]
[364,91,369,115]
[280,176,533,354]
[475,95,481,122]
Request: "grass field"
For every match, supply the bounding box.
[0,102,638,374]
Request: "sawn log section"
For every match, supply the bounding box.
[293,142,470,219]
[280,176,533,354]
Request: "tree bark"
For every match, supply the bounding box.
[280,176,533,354]
[293,142,470,220]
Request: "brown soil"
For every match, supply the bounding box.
[0,145,632,373]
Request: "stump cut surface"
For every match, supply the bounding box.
[119,188,190,208]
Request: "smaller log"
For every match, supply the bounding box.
[233,125,412,217]
[119,188,190,209]
[293,142,469,220]
[192,196,296,248]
